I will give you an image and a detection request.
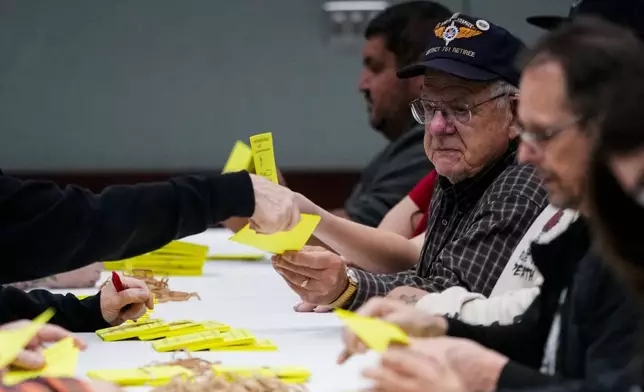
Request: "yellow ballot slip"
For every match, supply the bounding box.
[212,365,310,384]
[96,319,166,341]
[228,214,321,254]
[223,141,255,174]
[249,132,278,183]
[335,309,409,353]
[207,253,265,261]
[87,366,193,386]
[4,337,79,385]
[152,329,224,352]
[0,308,55,368]
[139,320,230,341]
[187,329,255,351]
[210,338,277,352]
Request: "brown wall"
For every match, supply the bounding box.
[8,170,361,211]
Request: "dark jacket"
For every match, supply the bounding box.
[0,286,108,332]
[447,218,640,389]
[0,170,255,329]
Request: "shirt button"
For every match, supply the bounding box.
[441,219,448,226]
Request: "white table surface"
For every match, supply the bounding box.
[47,229,379,391]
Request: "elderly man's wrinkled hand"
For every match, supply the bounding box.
[273,246,348,305]
[249,174,300,234]
[337,297,447,364]
[0,321,87,370]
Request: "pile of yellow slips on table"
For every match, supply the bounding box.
[95,319,278,352]
[105,241,208,276]
[87,365,310,386]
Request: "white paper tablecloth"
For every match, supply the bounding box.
[47,229,378,391]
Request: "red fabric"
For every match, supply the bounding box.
[408,170,438,237]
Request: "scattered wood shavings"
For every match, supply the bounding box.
[103,269,200,303]
[151,373,308,392]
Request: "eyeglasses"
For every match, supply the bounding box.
[516,116,582,152]
[409,93,509,125]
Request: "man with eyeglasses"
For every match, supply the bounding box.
[339,17,641,392]
[272,13,548,312]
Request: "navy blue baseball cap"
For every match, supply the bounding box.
[397,13,525,87]
[527,0,644,40]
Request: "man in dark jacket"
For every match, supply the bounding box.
[0,169,299,339]
[339,16,642,392]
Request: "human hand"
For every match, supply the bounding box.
[249,174,300,234]
[273,246,348,305]
[362,341,468,392]
[395,337,508,392]
[100,275,153,326]
[0,321,86,370]
[89,380,123,392]
[293,301,333,313]
[338,297,447,364]
[386,286,430,305]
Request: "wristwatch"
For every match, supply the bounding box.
[329,267,358,308]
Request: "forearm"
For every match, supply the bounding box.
[9,263,103,290]
[416,286,539,326]
[446,302,544,367]
[0,286,108,332]
[344,269,441,310]
[313,206,420,274]
[0,172,254,283]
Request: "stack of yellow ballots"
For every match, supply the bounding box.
[95,319,278,352]
[87,365,310,386]
[105,241,208,276]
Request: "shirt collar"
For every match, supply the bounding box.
[437,139,520,207]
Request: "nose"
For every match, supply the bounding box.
[358,70,369,92]
[517,140,542,165]
[426,111,454,136]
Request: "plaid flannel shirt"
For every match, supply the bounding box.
[3,378,91,392]
[345,146,548,310]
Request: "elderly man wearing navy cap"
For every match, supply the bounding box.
[273,13,548,314]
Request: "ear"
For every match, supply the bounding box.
[508,95,520,139]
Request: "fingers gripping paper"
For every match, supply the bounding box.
[0,308,55,368]
[335,309,410,353]
[4,337,80,385]
[228,214,321,254]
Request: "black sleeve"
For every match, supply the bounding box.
[0,171,254,283]
[447,293,546,368]
[447,295,561,389]
[0,286,109,332]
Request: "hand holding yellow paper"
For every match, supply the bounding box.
[249,132,278,183]
[228,214,321,254]
[222,141,254,174]
[0,308,55,368]
[335,308,409,353]
[4,337,79,385]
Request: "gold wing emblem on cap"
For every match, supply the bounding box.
[434,26,445,38]
[457,27,482,39]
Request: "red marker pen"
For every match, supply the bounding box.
[111,271,132,312]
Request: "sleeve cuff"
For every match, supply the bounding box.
[342,268,376,311]
[210,172,255,220]
[497,361,558,389]
[80,294,111,332]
